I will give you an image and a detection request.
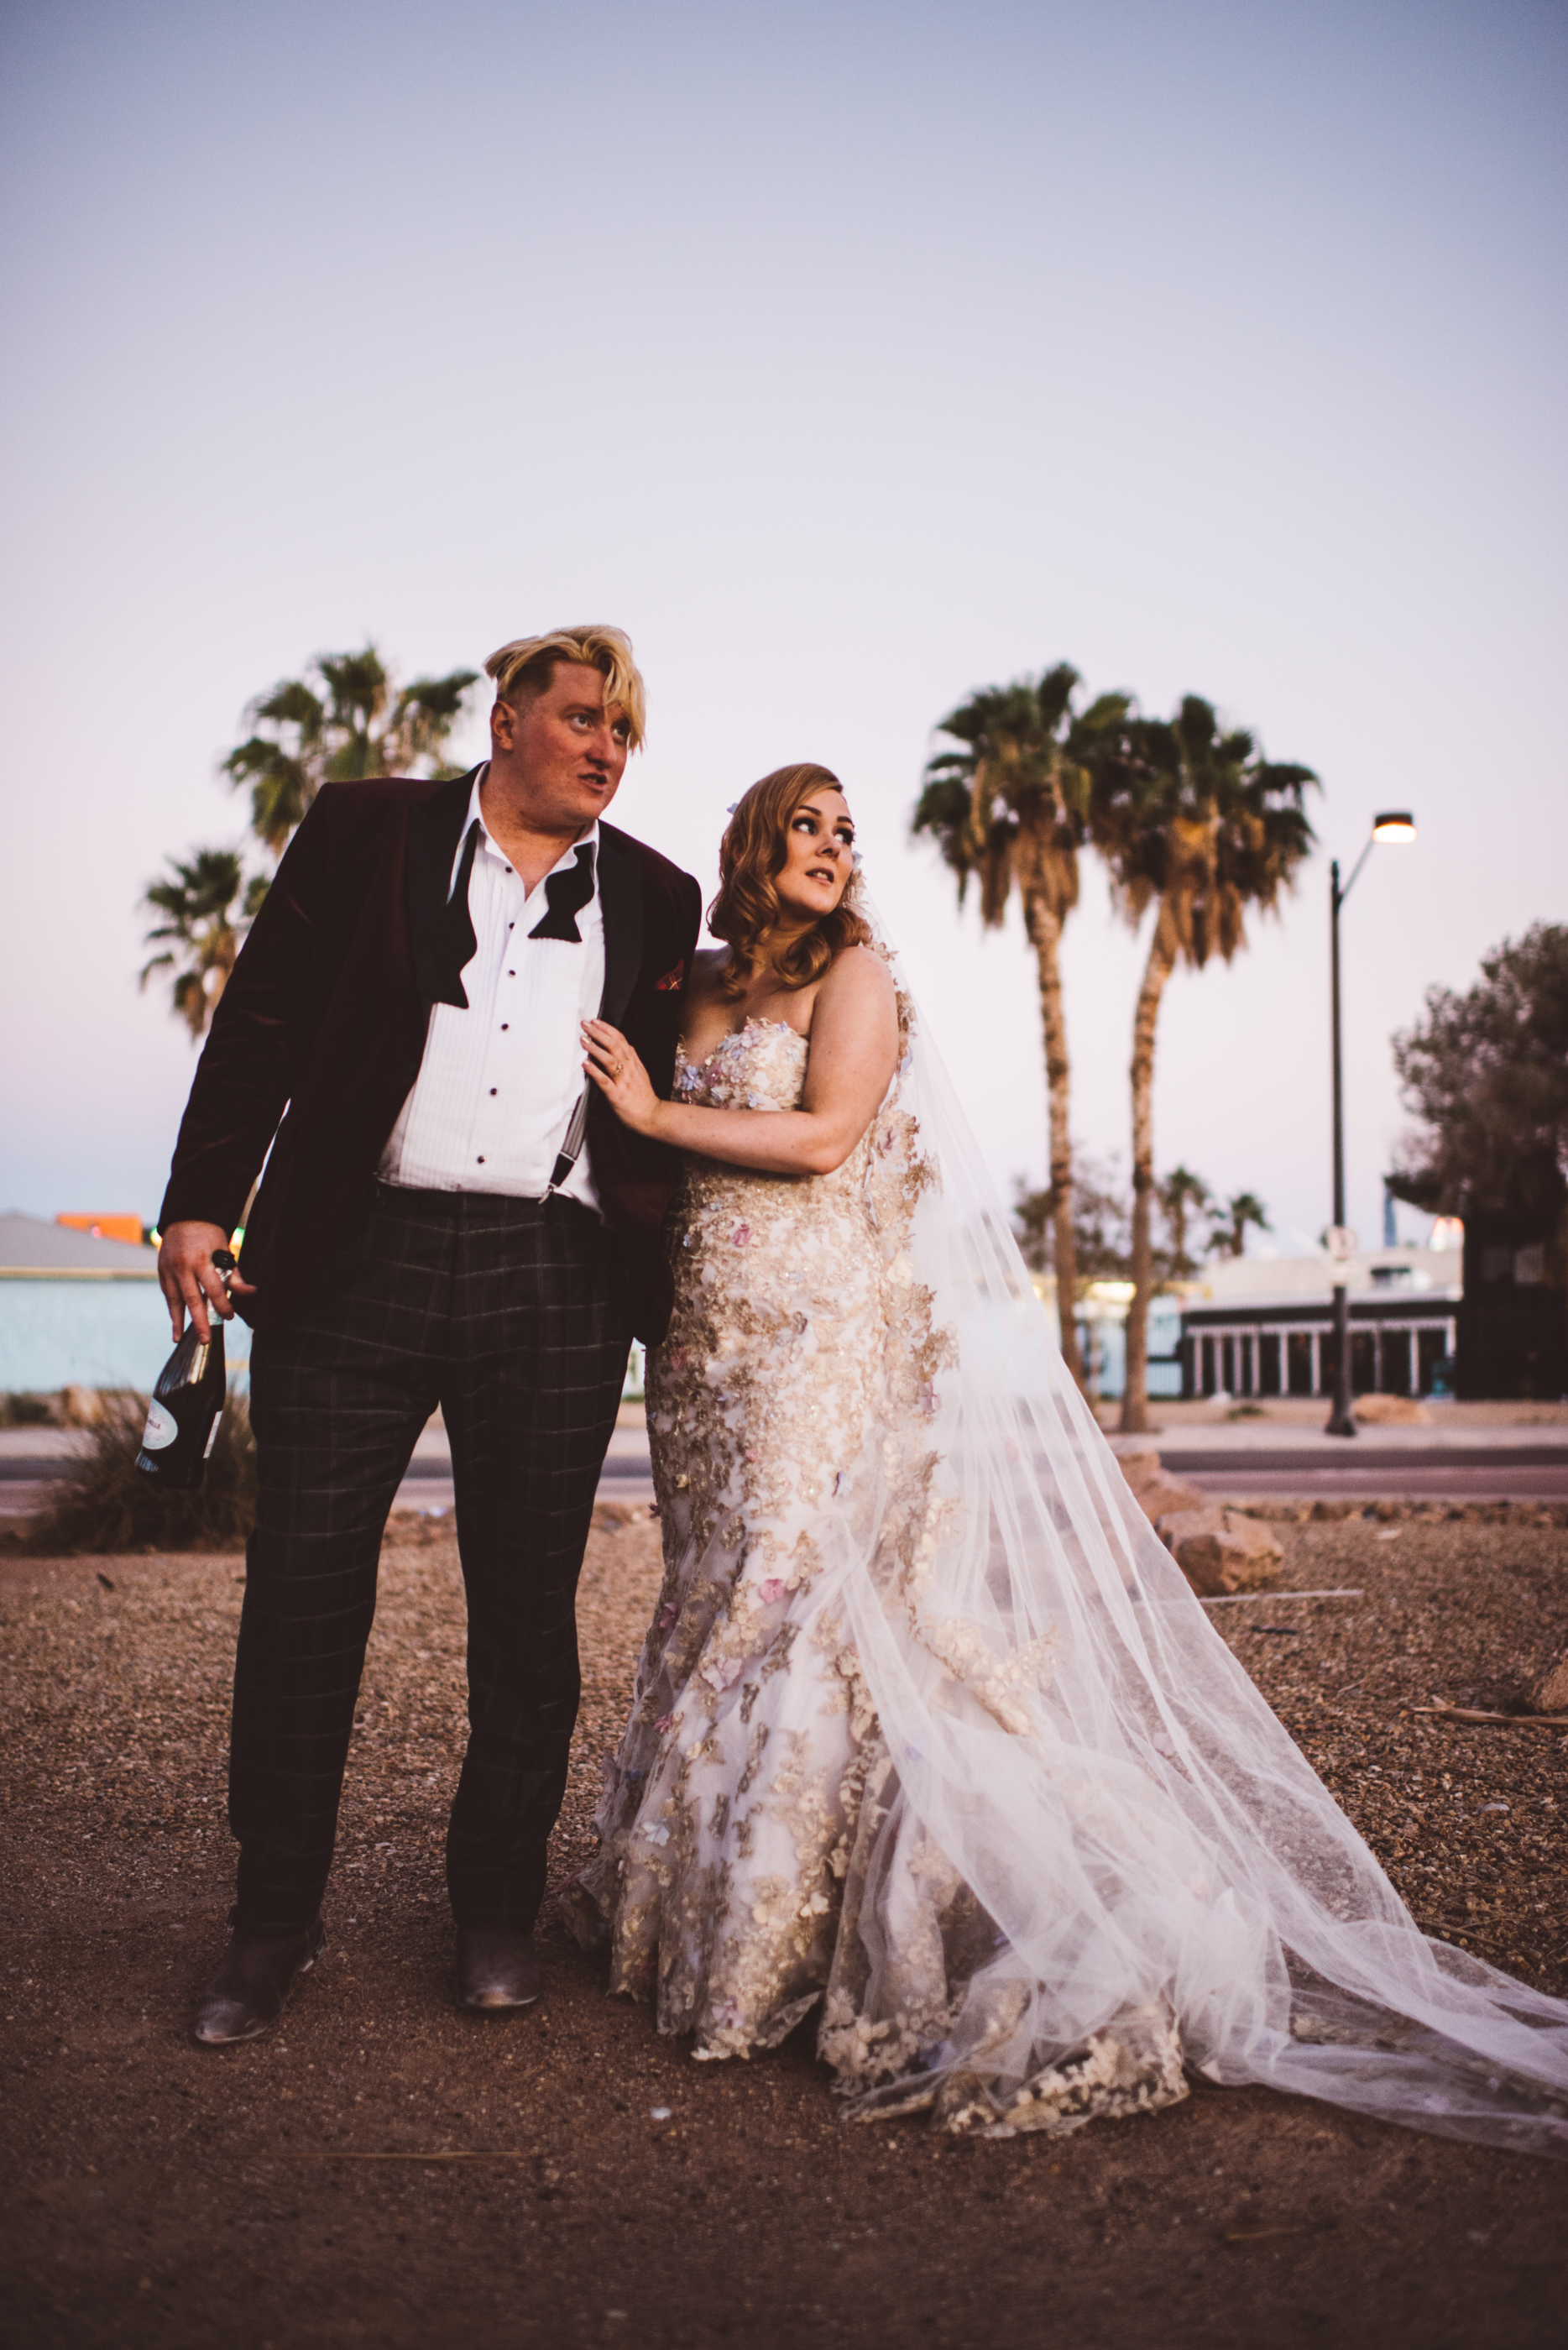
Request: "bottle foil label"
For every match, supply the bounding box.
[141,1400,178,1451]
[202,1414,222,1459]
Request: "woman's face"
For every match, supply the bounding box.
[773,788,855,926]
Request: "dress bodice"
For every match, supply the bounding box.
[673,1018,810,1113]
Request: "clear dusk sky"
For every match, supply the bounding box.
[2,0,1564,1261]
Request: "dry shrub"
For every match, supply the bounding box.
[1,1391,57,1428]
[27,1388,257,1554]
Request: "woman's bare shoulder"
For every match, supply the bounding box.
[818,942,896,1009]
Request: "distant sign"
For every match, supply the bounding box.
[1326,1226,1357,1263]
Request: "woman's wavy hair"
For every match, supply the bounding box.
[708,763,870,997]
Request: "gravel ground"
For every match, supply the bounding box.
[2,1510,1565,2349]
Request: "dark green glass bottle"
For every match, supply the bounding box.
[134,1250,236,1489]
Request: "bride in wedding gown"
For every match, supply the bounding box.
[565,762,1568,2155]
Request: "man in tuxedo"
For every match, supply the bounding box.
[157,625,701,2043]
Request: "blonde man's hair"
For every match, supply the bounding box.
[484,625,646,750]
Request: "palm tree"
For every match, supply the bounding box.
[223,645,478,853]
[1094,697,1316,1432]
[914,666,1131,1388]
[139,850,249,1037]
[1210,1190,1271,1259]
[1157,1165,1214,1277]
[141,646,479,1040]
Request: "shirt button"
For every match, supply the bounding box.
[508,970,515,976]
[489,1088,497,1096]
[477,1155,485,1165]
[500,1023,509,1031]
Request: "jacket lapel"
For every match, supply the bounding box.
[406,770,480,1006]
[596,824,644,1026]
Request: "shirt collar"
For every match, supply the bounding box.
[467,764,599,881]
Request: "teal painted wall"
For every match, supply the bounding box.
[0,1281,222,1395]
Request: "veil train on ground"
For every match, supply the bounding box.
[577,903,1568,2156]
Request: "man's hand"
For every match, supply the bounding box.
[157,1221,258,1343]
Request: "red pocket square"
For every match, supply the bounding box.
[655,960,687,992]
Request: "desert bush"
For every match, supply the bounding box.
[1,1391,57,1427]
[26,1387,257,1553]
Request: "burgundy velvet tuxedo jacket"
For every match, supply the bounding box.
[158,770,703,1345]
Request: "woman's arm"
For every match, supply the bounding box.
[583,946,899,1177]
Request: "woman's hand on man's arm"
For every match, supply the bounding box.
[581,947,899,1177]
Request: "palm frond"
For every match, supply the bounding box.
[138,847,248,1039]
[917,662,1125,931]
[384,668,480,773]
[250,680,324,740]
[317,648,389,735]
[1092,697,1317,968]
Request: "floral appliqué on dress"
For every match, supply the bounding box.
[565,1012,1187,2138]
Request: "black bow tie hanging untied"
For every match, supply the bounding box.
[426,825,596,1008]
[529,840,596,942]
[426,819,483,1008]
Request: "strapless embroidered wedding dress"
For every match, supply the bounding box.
[567,1002,1568,2152]
[567,1019,957,2065]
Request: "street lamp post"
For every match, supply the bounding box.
[1325,811,1417,1437]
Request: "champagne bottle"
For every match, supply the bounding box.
[135,1249,236,1489]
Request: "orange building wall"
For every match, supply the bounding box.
[55,1213,146,1246]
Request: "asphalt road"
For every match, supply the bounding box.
[4,1431,1566,1515]
[1163,1442,1568,1503]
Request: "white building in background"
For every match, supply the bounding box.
[0,1212,188,1395]
[1179,1243,1461,1400]
[1031,1240,1463,1403]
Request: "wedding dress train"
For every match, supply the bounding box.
[567,974,1568,2154]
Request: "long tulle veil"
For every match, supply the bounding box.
[824,896,1568,2154]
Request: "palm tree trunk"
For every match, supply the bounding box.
[1120,898,1179,1434]
[1025,893,1084,1390]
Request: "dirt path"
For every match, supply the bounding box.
[3,1514,1565,2347]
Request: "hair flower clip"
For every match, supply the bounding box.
[725,801,740,814]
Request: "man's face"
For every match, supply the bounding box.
[490,660,632,831]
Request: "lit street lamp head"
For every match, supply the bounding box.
[1372,811,1417,842]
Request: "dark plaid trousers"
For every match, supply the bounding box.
[233,1182,632,1933]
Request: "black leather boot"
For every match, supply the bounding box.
[192,1917,326,2045]
[456,1926,541,2011]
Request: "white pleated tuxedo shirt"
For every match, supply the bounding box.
[379,771,604,1211]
